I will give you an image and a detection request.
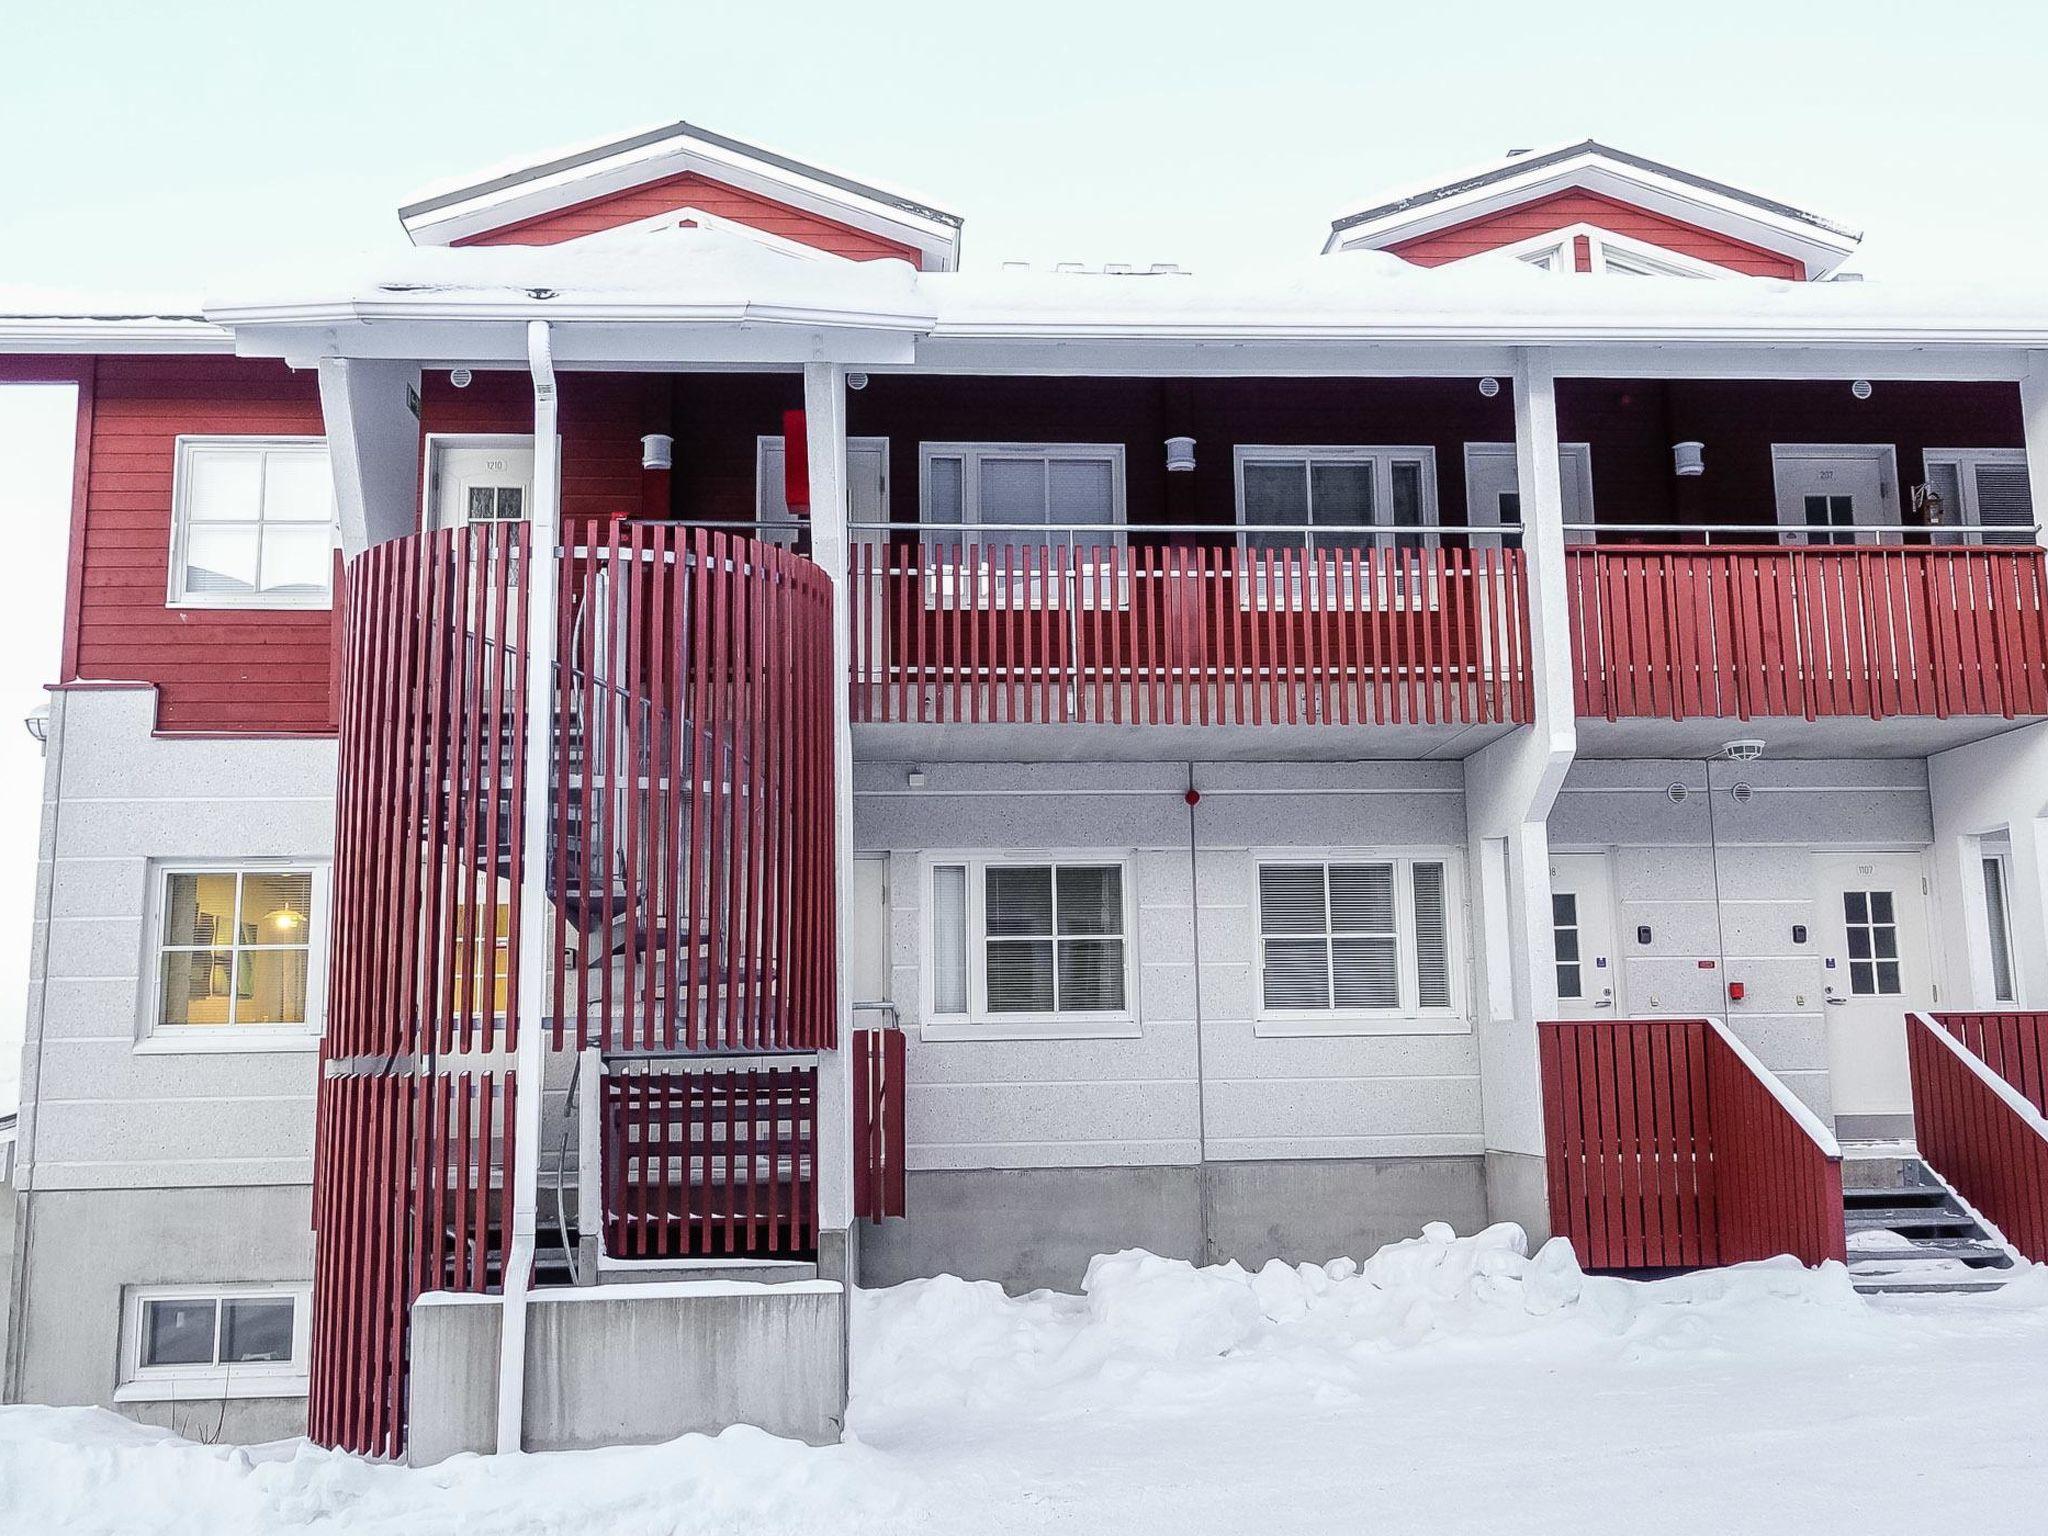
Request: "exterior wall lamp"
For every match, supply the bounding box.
[1672,441,1705,477]
[1165,436,1196,473]
[641,434,675,471]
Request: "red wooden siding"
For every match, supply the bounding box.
[1911,1012,2048,1261]
[552,529,839,1054]
[851,542,1531,728]
[1567,547,2048,722]
[1388,189,1804,278]
[455,170,923,265]
[600,1062,817,1259]
[1538,1018,1844,1270]
[853,1027,907,1222]
[309,523,530,1458]
[67,356,338,733]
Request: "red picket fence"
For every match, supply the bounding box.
[1539,1018,1845,1270]
[1567,546,2048,722]
[1911,1012,2048,1259]
[554,529,839,1055]
[600,1062,818,1259]
[850,541,1530,728]
[852,1028,907,1221]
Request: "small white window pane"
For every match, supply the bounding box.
[262,451,334,522]
[1310,463,1374,528]
[1390,460,1427,548]
[1329,864,1396,934]
[185,450,262,523]
[258,525,334,595]
[1057,939,1126,1011]
[163,872,238,947]
[1263,937,1331,1010]
[142,1298,217,1368]
[987,940,1056,1012]
[1984,856,2016,1003]
[932,865,969,1014]
[1975,463,2034,545]
[1048,459,1115,526]
[927,457,964,525]
[1259,864,1327,934]
[1055,866,1122,936]
[1332,936,1401,1009]
[1412,862,1451,1009]
[183,526,261,595]
[220,1297,296,1364]
[981,459,1048,526]
[236,951,310,1026]
[985,866,1054,936]
[1243,462,1308,550]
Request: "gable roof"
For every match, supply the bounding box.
[1326,140,1862,279]
[398,118,964,270]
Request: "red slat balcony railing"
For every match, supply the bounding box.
[1910,1011,2048,1260]
[850,535,1531,728]
[1538,1017,1845,1270]
[600,1060,818,1260]
[852,1026,907,1221]
[1567,545,2048,722]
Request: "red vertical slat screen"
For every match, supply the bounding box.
[311,525,529,1459]
[553,530,838,1055]
[1567,546,2048,723]
[599,1062,818,1258]
[1912,1012,2048,1260]
[847,541,1530,727]
[1537,1018,1844,1270]
[852,1027,908,1221]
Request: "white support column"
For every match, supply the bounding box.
[315,358,422,557]
[803,361,857,1239]
[497,320,560,1454]
[1465,348,1577,1234]
[2022,351,2048,530]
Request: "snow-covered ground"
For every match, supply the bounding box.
[7,1223,2048,1535]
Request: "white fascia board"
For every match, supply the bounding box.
[1327,152,1860,276]
[403,132,960,270]
[0,318,234,353]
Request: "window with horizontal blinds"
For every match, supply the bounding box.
[1924,450,2035,546]
[1974,462,2034,544]
[919,444,1125,550]
[1258,858,1456,1017]
[1234,448,1438,555]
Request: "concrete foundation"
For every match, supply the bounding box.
[858,1156,1489,1292]
[1483,1151,1552,1244]
[408,1279,848,1466]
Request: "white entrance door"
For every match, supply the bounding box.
[756,436,889,544]
[1464,443,1595,549]
[1549,852,1622,1019]
[428,437,536,529]
[1772,446,1900,546]
[1814,852,1935,1119]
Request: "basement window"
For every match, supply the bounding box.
[118,1284,311,1401]
[169,437,338,608]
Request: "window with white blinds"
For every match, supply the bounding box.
[1257,857,1457,1019]
[1235,447,1438,555]
[920,443,1126,550]
[928,859,1131,1024]
[1923,450,2036,546]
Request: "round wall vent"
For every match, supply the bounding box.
[1666,782,1689,803]
[1730,781,1756,805]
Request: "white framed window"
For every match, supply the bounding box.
[1254,854,1466,1036]
[117,1283,311,1402]
[919,443,1127,550]
[169,437,337,607]
[144,862,328,1050]
[1982,850,2017,1004]
[1233,446,1439,555]
[1922,449,2035,546]
[1487,225,1729,280]
[923,856,1136,1039]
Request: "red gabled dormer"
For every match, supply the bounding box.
[1326,139,1860,279]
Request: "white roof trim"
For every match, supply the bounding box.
[0,316,232,353]
[1326,146,1860,278]
[400,122,961,270]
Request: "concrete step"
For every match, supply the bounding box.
[596,1256,819,1286]
[1853,1277,2012,1295]
[1843,1184,1952,1208]
[1844,1208,1976,1234]
[1848,1242,2013,1270]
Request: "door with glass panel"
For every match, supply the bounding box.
[1547,853,1621,1020]
[1814,852,1935,1121]
[428,436,535,529]
[1771,446,1899,546]
[1462,443,1596,549]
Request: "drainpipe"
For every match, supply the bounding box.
[498,319,560,1454]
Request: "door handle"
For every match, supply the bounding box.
[1592,997,1613,1008]
[1824,995,1847,1007]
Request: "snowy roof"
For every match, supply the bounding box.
[0,288,229,351]
[397,118,963,270]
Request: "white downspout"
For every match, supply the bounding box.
[497,319,560,1453]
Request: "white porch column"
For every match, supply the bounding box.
[803,362,856,1240]
[1464,348,1577,1235]
[315,358,422,556]
[2022,351,2048,527]
[497,321,560,1453]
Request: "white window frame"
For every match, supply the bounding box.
[1232,445,1441,552]
[917,442,1129,546]
[423,432,540,531]
[1980,845,2018,1005]
[117,1281,312,1402]
[1484,224,1733,279]
[1252,849,1469,1038]
[139,860,330,1053]
[1922,448,2036,545]
[919,852,1140,1042]
[168,435,338,609]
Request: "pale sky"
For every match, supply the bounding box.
[4,0,2048,1102]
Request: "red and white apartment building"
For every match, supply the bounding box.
[6,124,2048,1461]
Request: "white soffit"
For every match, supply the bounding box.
[398,119,964,271]
[1326,142,1862,279]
